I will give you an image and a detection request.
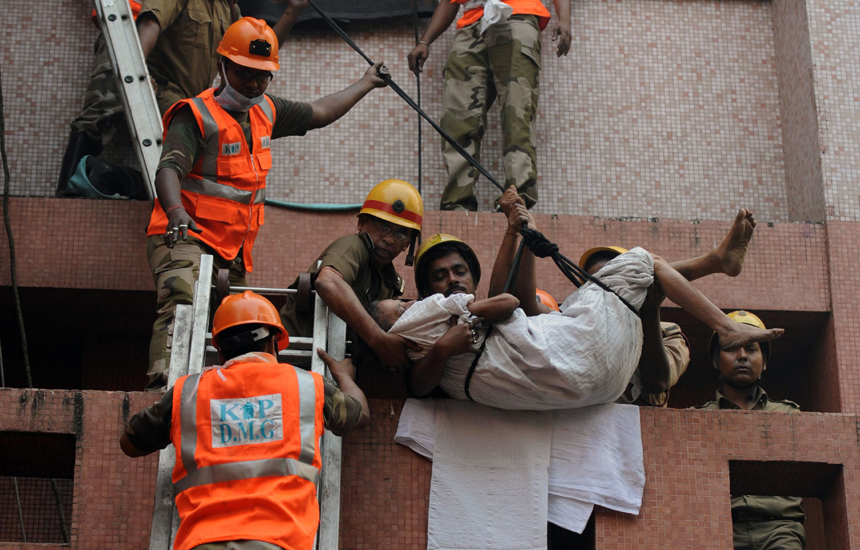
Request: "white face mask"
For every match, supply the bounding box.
[214,61,265,113]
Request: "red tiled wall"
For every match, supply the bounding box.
[825,222,860,414]
[1,390,858,550]
[0,198,830,312]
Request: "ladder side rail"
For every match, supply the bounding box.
[149,304,193,550]
[93,0,163,201]
[318,312,347,550]
[309,295,330,550]
[188,255,215,375]
[167,254,215,549]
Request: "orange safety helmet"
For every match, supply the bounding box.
[360,179,424,233]
[217,17,280,71]
[211,291,289,350]
[535,289,560,312]
[709,310,771,360]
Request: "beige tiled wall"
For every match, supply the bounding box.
[3,0,806,221]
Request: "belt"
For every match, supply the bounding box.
[731,510,792,523]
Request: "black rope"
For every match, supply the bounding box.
[0,64,70,544]
[464,324,493,401]
[519,228,640,316]
[305,0,505,193]
[411,0,423,196]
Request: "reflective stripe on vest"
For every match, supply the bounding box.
[174,367,320,495]
[180,177,267,205]
[191,96,275,181]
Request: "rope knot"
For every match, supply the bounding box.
[520,228,559,258]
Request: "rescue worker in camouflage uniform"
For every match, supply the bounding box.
[121,291,368,550]
[698,311,805,550]
[57,0,309,196]
[407,0,571,211]
[145,18,389,390]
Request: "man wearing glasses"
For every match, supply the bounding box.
[145,17,389,389]
[279,179,425,372]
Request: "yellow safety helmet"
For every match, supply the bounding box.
[413,234,481,298]
[709,310,771,360]
[360,179,424,233]
[579,246,629,271]
[217,17,280,71]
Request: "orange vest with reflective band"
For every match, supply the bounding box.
[91,1,142,28]
[147,89,275,271]
[453,0,551,30]
[170,358,325,550]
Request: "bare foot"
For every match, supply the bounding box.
[717,321,783,351]
[715,209,756,277]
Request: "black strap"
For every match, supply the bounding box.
[519,228,640,316]
[464,324,494,401]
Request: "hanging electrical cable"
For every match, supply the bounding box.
[0,64,70,545]
[411,0,423,197]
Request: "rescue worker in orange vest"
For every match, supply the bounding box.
[279,180,425,372]
[121,291,369,550]
[145,17,390,389]
[406,0,572,210]
[58,0,310,196]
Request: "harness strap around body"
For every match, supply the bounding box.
[518,228,640,316]
[464,324,494,401]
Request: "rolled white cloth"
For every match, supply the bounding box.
[390,247,655,410]
[463,0,514,33]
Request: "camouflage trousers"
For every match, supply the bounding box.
[733,519,805,550]
[440,15,542,211]
[146,235,247,390]
[70,34,183,144]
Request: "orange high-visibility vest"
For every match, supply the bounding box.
[91,0,142,28]
[147,89,275,271]
[170,357,325,550]
[453,0,551,30]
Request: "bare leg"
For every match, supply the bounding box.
[653,258,782,348]
[670,209,756,281]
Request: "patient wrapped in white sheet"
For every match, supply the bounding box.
[388,248,655,410]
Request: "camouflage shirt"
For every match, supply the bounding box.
[698,387,805,521]
[158,94,313,180]
[125,354,367,454]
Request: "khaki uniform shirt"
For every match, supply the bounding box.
[616,322,690,407]
[698,387,805,522]
[279,234,405,337]
[140,0,236,102]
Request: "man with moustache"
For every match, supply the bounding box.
[279,179,425,372]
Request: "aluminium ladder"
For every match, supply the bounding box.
[148,255,346,550]
[92,0,163,201]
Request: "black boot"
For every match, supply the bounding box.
[56,131,103,197]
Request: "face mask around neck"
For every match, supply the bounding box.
[214,62,265,112]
